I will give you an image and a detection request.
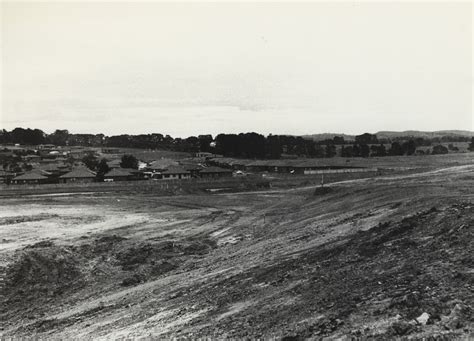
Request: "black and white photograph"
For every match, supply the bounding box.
[1,1,473,339]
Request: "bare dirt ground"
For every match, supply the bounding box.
[1,157,473,339]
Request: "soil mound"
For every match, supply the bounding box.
[3,242,85,304]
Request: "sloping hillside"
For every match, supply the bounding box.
[1,164,473,339]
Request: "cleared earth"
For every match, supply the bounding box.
[1,158,473,339]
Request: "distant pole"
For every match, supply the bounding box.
[321,174,324,187]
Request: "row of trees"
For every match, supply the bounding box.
[1,128,472,159]
[82,153,138,173]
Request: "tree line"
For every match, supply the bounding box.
[1,128,472,159]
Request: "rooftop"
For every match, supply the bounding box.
[60,167,96,178]
[148,159,179,170]
[104,168,133,177]
[200,166,233,173]
[161,166,190,175]
[13,171,49,181]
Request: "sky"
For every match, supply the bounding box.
[1,1,472,137]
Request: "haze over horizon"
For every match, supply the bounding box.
[2,2,473,137]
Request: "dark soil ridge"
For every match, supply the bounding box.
[157,202,473,338]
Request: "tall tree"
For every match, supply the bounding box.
[82,153,99,170]
[325,144,336,158]
[431,145,449,155]
[120,154,139,169]
[359,144,370,157]
[355,133,378,145]
[97,159,110,176]
[468,137,474,152]
[49,129,70,146]
[388,142,404,156]
[402,140,416,155]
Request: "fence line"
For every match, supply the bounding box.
[303,168,378,175]
[0,176,271,194]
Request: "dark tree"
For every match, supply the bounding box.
[97,159,110,176]
[10,128,46,145]
[355,133,378,145]
[468,137,474,152]
[448,144,459,151]
[325,144,336,158]
[431,145,449,155]
[23,163,33,171]
[198,135,213,153]
[352,144,361,157]
[120,154,139,169]
[401,139,416,155]
[0,129,11,144]
[340,145,355,157]
[370,144,387,157]
[359,144,370,157]
[49,129,70,146]
[388,142,404,156]
[82,153,99,170]
[333,136,345,145]
[266,135,283,159]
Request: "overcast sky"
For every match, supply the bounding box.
[1,2,472,137]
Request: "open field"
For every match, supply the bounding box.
[1,154,473,339]
[100,148,191,162]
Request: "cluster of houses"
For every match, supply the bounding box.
[0,145,234,185]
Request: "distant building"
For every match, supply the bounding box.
[199,166,233,178]
[59,167,96,183]
[147,159,179,173]
[38,144,56,150]
[24,155,42,162]
[11,171,49,185]
[161,166,191,180]
[36,163,71,178]
[194,152,213,158]
[179,161,204,178]
[107,159,122,169]
[207,157,252,170]
[102,148,120,154]
[0,170,14,184]
[67,150,92,160]
[194,152,223,158]
[103,168,133,181]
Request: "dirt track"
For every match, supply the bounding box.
[1,160,473,339]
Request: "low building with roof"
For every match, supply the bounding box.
[106,159,123,169]
[161,166,191,180]
[36,163,71,178]
[198,166,233,178]
[207,157,253,170]
[0,170,15,184]
[38,144,56,150]
[11,171,49,185]
[59,167,96,183]
[104,168,133,181]
[179,160,205,178]
[147,159,179,173]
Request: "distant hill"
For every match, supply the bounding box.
[375,130,474,139]
[304,130,473,141]
[302,133,356,141]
